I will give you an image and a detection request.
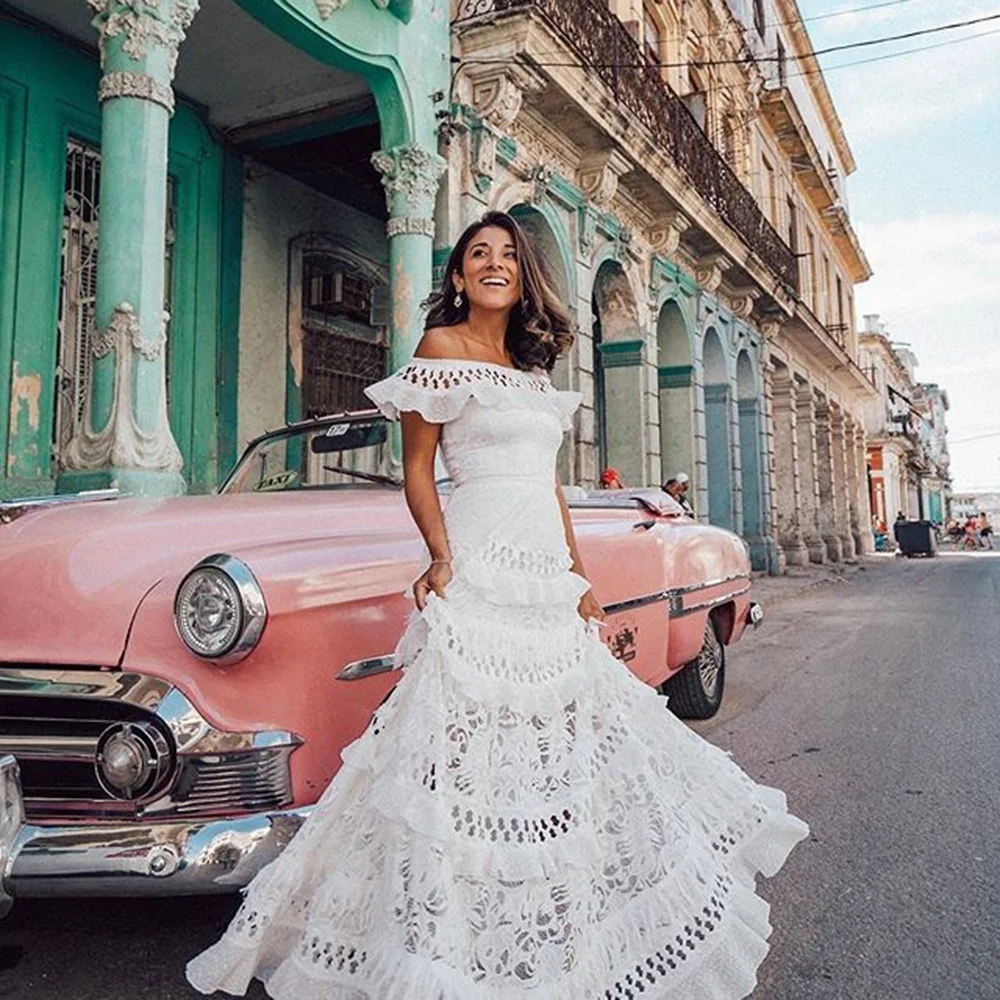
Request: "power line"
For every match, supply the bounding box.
[775,24,1000,79]
[948,431,1000,445]
[453,0,925,33]
[454,19,1000,104]
[798,0,921,24]
[457,10,1000,70]
[691,0,928,40]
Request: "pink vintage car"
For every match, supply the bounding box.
[0,410,760,916]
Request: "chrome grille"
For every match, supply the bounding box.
[0,674,299,822]
[168,748,294,816]
[0,694,174,815]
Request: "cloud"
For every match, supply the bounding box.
[855,213,1000,313]
[803,0,1000,140]
[853,212,1000,490]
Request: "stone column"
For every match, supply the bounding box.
[372,145,445,469]
[64,0,198,495]
[599,339,647,489]
[830,405,857,559]
[770,370,809,566]
[703,381,736,530]
[854,422,876,554]
[814,398,843,562]
[372,145,447,372]
[844,413,864,556]
[794,383,827,563]
[760,358,785,574]
[738,395,776,571]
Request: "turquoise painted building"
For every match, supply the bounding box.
[0,0,448,498]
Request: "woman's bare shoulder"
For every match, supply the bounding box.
[414,326,468,360]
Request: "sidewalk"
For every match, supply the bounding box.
[750,556,877,608]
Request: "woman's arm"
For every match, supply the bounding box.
[556,481,605,623]
[401,411,452,608]
[556,481,587,579]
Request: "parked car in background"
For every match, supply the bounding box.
[0,409,761,916]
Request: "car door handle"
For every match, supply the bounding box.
[632,519,657,531]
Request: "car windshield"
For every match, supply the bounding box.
[221,414,398,494]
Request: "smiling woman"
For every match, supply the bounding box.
[186,211,808,1000]
[422,211,574,373]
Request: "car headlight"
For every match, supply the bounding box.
[174,554,267,662]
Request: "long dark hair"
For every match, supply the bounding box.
[424,211,575,372]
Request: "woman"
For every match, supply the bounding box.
[187,212,808,999]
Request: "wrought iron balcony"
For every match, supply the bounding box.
[456,0,799,293]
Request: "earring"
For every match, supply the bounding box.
[454,291,463,308]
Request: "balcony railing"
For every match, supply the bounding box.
[456,0,799,292]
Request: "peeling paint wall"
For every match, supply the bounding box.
[7,364,42,474]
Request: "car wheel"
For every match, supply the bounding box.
[661,616,725,720]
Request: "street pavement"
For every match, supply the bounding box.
[1,553,998,999]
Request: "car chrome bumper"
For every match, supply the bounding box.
[3,795,312,908]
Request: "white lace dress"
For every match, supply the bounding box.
[187,358,808,1000]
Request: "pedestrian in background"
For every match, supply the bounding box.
[599,466,624,489]
[978,512,993,550]
[663,472,694,515]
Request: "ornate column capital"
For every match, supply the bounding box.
[89,0,198,73]
[89,0,198,114]
[372,145,446,239]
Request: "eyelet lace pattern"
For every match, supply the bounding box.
[187,359,808,1000]
[364,359,582,430]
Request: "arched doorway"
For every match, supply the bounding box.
[592,261,643,487]
[656,300,694,493]
[703,329,734,529]
[509,204,574,482]
[736,350,767,567]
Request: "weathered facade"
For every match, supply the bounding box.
[2,0,878,574]
[859,315,951,535]
[448,0,876,570]
[0,0,449,498]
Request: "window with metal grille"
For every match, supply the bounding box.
[301,250,388,418]
[53,138,176,466]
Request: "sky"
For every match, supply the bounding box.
[795,0,1000,492]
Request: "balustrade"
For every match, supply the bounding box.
[456,0,799,291]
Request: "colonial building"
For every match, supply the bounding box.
[449,0,876,570]
[0,0,448,499]
[913,381,951,524]
[2,0,877,575]
[859,314,951,533]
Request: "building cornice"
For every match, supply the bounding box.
[773,0,856,175]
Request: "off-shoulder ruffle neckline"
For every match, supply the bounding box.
[408,357,545,376]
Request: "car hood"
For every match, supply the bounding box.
[0,490,412,666]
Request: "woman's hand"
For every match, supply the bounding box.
[577,587,605,625]
[413,560,452,610]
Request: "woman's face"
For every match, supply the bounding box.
[454,225,521,314]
